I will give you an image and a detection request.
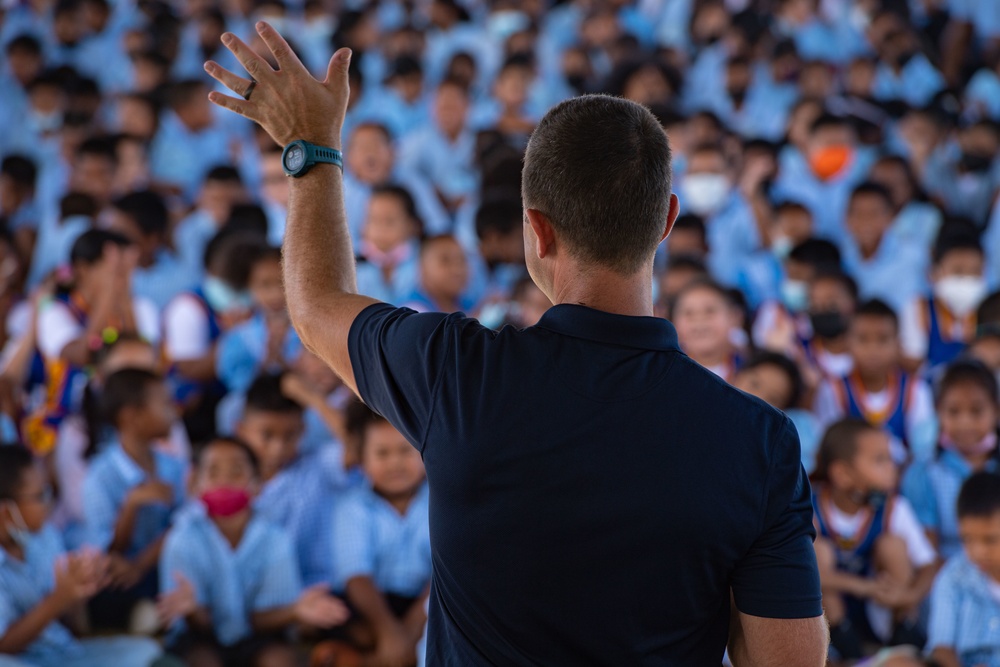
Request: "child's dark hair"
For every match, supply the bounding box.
[741,352,805,410]
[101,368,163,426]
[194,436,260,477]
[82,335,152,458]
[674,278,734,309]
[244,372,303,416]
[113,190,169,238]
[849,181,894,210]
[932,230,983,266]
[853,298,898,331]
[1,155,37,189]
[957,472,1000,520]
[0,445,34,500]
[249,244,282,273]
[420,233,461,255]
[788,238,841,273]
[976,291,1000,333]
[671,214,707,243]
[70,229,131,266]
[475,197,521,241]
[345,397,388,450]
[813,418,878,483]
[812,268,859,303]
[372,183,425,237]
[936,359,999,406]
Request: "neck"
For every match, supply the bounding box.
[962,449,993,471]
[858,238,882,260]
[377,487,418,516]
[120,433,155,472]
[829,487,865,515]
[692,349,731,369]
[822,336,848,354]
[549,262,655,317]
[212,509,251,548]
[858,369,890,392]
[424,286,460,312]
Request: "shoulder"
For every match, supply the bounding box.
[154,451,187,479]
[935,553,981,592]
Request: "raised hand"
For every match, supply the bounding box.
[204,22,351,150]
[52,552,103,609]
[294,584,350,629]
[156,572,199,625]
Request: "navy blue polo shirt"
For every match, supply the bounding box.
[349,302,822,666]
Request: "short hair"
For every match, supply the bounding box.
[345,397,388,449]
[167,79,207,110]
[813,418,878,482]
[741,351,805,409]
[936,359,999,406]
[665,254,708,276]
[932,230,983,265]
[810,112,850,135]
[244,372,303,416]
[371,184,423,234]
[522,95,672,275]
[249,244,282,273]
[70,229,131,266]
[957,472,1000,519]
[204,165,242,185]
[76,137,117,164]
[60,192,98,220]
[671,214,706,242]
[113,190,168,237]
[0,445,34,500]
[350,121,393,144]
[977,291,1000,328]
[475,197,522,240]
[102,368,162,425]
[812,269,860,302]
[224,203,269,238]
[853,298,898,331]
[420,233,461,256]
[194,436,260,477]
[788,239,841,271]
[437,74,470,96]
[775,201,811,218]
[203,227,267,287]
[6,34,43,57]
[849,182,894,209]
[1,155,37,188]
[674,277,731,308]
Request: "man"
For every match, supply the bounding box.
[205,23,828,665]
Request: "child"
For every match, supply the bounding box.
[654,255,709,318]
[157,437,348,667]
[927,471,1000,667]
[811,419,937,661]
[0,445,162,666]
[731,352,820,474]
[814,299,937,464]
[81,368,186,630]
[237,373,344,586]
[900,232,987,372]
[216,244,302,395]
[354,185,422,305]
[803,270,859,379]
[663,214,708,264]
[402,235,472,314]
[328,400,430,667]
[902,361,1000,559]
[673,279,743,382]
[736,202,815,310]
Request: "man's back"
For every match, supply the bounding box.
[350,303,821,666]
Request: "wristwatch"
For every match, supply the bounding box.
[281,140,344,177]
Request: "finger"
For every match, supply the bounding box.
[324,48,352,89]
[221,31,273,81]
[208,91,260,122]
[204,60,254,98]
[255,21,307,74]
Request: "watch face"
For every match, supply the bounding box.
[285,145,306,172]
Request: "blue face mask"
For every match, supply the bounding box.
[780,279,809,313]
[203,276,250,314]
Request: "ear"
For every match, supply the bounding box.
[524,209,556,260]
[661,193,681,242]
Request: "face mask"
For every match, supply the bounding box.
[203,276,249,314]
[941,431,998,456]
[779,279,808,313]
[680,173,731,217]
[934,275,988,317]
[4,501,31,549]
[810,311,850,339]
[809,145,853,181]
[200,487,251,518]
[29,109,63,134]
[771,235,794,260]
[959,152,992,174]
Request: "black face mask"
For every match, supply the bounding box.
[809,311,850,340]
[960,152,993,174]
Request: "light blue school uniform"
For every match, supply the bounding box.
[173,209,217,277]
[160,506,302,646]
[889,201,943,256]
[787,409,821,475]
[130,249,198,312]
[948,0,1000,41]
[924,142,1000,227]
[0,525,161,667]
[703,192,762,288]
[398,125,478,201]
[839,231,927,313]
[966,68,1000,120]
[735,249,784,311]
[331,482,431,598]
[82,443,187,556]
[342,172,451,247]
[214,312,303,394]
[355,247,421,305]
[681,43,728,113]
[902,451,1000,560]
[149,112,234,203]
[873,54,946,108]
[928,553,1000,667]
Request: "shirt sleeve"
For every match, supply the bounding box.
[37,301,84,360]
[899,298,928,361]
[731,417,823,619]
[163,295,211,361]
[889,496,938,568]
[905,379,939,464]
[215,327,260,393]
[899,463,940,532]
[926,559,962,651]
[81,465,119,551]
[133,297,161,346]
[252,528,303,611]
[812,379,845,430]
[349,304,480,449]
[331,495,377,591]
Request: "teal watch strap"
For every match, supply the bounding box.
[282,140,344,177]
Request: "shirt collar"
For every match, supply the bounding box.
[109,443,149,487]
[534,304,679,352]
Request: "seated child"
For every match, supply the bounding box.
[216,244,301,395]
[731,351,820,473]
[402,235,473,314]
[654,255,708,319]
[673,279,744,382]
[0,445,162,667]
[902,360,1000,559]
[237,373,345,586]
[355,184,422,305]
[967,291,1000,378]
[736,201,815,309]
[157,437,348,667]
[327,400,430,667]
[802,269,859,379]
[900,231,987,373]
[814,299,936,464]
[811,419,937,661]
[927,471,1000,667]
[81,368,186,629]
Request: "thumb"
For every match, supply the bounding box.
[325,48,352,89]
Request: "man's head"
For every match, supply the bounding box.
[958,472,1000,582]
[521,95,677,292]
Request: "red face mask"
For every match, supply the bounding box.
[200,487,251,518]
[810,145,853,181]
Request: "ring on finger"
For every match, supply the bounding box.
[243,78,257,101]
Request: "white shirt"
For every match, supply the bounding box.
[900,297,973,361]
[36,297,160,360]
[825,495,937,568]
[163,293,211,361]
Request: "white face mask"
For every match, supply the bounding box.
[780,279,809,313]
[771,235,794,260]
[934,275,988,317]
[680,173,731,217]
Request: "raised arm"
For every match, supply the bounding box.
[204,23,378,395]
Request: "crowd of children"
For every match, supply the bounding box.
[3,0,1000,665]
